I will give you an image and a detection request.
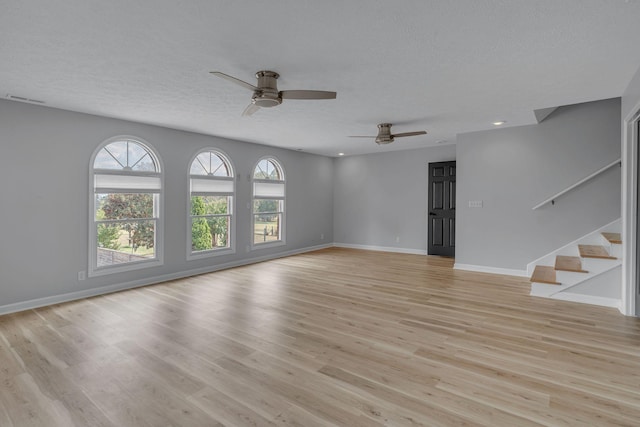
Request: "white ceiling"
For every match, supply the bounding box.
[2,0,640,157]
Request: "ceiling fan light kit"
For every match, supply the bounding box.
[252,71,281,108]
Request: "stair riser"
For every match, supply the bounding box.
[581,257,620,271]
[607,243,622,258]
[530,282,559,297]
[556,270,587,285]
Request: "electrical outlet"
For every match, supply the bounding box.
[395,236,400,243]
[245,245,250,252]
[320,233,324,240]
[78,271,86,281]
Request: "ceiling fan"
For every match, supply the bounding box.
[350,123,427,145]
[210,70,337,116]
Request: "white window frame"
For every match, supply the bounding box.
[251,156,286,250]
[187,148,236,260]
[88,136,164,277]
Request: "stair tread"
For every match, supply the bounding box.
[554,255,588,273]
[601,232,622,244]
[578,244,616,260]
[530,265,561,285]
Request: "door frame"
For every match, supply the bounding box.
[622,103,640,316]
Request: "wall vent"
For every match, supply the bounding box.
[6,94,45,104]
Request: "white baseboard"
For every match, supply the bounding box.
[546,292,622,311]
[453,263,529,278]
[333,242,427,256]
[0,243,333,316]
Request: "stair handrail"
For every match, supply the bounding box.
[532,158,621,210]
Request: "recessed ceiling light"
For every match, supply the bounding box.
[493,121,506,126]
[435,139,447,144]
[338,152,345,156]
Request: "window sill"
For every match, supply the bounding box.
[251,240,286,251]
[88,258,162,278]
[187,247,235,261]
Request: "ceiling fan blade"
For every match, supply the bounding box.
[280,90,337,100]
[392,131,427,138]
[242,103,260,116]
[210,71,257,91]
[348,135,377,138]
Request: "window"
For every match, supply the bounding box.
[188,149,235,258]
[90,137,163,276]
[252,157,285,247]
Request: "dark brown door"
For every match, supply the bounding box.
[428,161,455,257]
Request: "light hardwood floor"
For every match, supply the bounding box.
[1,247,640,426]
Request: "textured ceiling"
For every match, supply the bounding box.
[2,0,640,157]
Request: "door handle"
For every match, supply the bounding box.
[429,212,437,216]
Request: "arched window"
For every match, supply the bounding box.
[90,137,163,276]
[188,149,235,258]
[252,157,285,247]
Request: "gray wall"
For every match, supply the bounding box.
[0,95,625,310]
[333,145,456,251]
[0,99,333,308]
[456,98,621,271]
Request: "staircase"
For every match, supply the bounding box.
[528,219,622,309]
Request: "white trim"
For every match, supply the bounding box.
[0,243,333,317]
[622,104,640,316]
[544,292,622,311]
[187,148,236,260]
[88,136,165,278]
[252,239,286,250]
[90,255,163,278]
[525,218,621,275]
[530,262,621,298]
[251,156,286,250]
[453,263,529,277]
[334,242,427,256]
[187,245,236,261]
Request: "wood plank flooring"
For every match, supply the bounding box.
[578,244,617,260]
[602,232,622,244]
[1,247,640,426]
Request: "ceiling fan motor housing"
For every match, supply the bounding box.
[252,70,282,107]
[376,123,393,144]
